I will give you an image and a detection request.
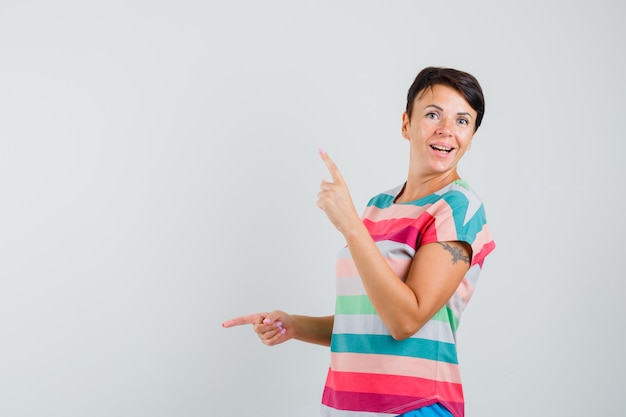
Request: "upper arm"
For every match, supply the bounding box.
[404,240,471,330]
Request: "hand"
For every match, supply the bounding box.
[222,310,292,346]
[317,149,361,235]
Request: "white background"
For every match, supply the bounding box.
[1,1,624,416]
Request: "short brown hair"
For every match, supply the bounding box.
[406,67,485,131]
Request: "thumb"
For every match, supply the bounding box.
[261,311,284,325]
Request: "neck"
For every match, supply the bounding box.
[395,171,460,203]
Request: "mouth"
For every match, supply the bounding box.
[430,144,454,153]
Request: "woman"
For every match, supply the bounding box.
[222,67,496,417]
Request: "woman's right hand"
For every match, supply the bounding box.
[222,310,293,346]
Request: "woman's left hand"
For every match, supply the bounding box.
[317,150,361,235]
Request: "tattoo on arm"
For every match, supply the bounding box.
[438,242,470,265]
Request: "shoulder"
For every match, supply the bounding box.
[437,180,485,215]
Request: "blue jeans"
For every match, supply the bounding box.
[397,403,453,417]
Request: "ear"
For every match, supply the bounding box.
[401,112,411,140]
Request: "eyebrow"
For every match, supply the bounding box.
[424,104,474,119]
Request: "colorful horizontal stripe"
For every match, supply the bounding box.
[330,333,458,364]
[328,352,461,383]
[331,314,456,344]
[335,296,459,331]
[325,370,464,403]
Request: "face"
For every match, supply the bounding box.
[401,84,477,178]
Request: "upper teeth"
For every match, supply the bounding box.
[431,145,452,152]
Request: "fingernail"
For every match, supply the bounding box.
[280,328,286,335]
[319,147,326,155]
[275,321,283,328]
[263,318,271,324]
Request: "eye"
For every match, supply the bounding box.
[458,118,469,126]
[426,112,438,119]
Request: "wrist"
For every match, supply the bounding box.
[341,219,367,241]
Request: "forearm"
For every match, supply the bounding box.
[343,224,421,339]
[291,315,334,347]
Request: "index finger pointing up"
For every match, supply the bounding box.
[319,148,344,184]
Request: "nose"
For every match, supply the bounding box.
[436,118,453,136]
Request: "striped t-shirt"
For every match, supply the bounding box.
[321,180,496,417]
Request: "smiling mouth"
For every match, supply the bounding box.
[431,145,453,153]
